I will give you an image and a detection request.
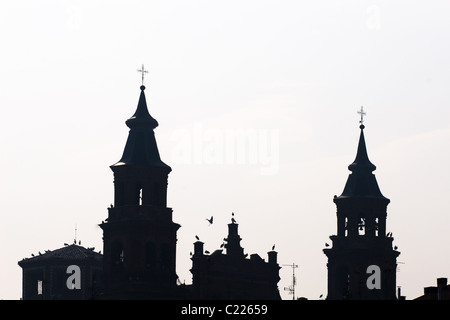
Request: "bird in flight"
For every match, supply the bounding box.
[206,216,213,225]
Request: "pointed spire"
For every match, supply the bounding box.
[337,121,387,200]
[125,85,159,129]
[112,85,170,169]
[347,124,376,173]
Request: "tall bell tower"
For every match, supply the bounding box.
[323,109,400,300]
[100,77,180,299]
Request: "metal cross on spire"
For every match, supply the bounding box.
[357,106,366,125]
[137,64,149,86]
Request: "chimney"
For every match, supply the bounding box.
[268,250,278,265]
[437,277,447,301]
[193,241,204,256]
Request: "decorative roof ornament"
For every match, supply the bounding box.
[137,64,149,88]
[357,106,366,128]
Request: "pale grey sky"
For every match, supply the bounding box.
[1,1,450,300]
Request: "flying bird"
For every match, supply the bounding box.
[206,216,213,225]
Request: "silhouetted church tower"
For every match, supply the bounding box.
[324,111,400,300]
[99,82,181,299]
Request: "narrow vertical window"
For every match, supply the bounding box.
[37,280,43,295]
[358,217,365,235]
[345,218,348,237]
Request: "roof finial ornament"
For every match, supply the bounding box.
[357,106,366,129]
[137,64,149,89]
[74,223,77,245]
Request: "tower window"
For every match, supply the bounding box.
[134,184,143,205]
[345,218,348,237]
[37,280,43,295]
[358,217,366,235]
[111,241,124,272]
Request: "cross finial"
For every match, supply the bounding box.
[137,64,149,86]
[357,106,366,125]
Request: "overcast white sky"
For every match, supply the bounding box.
[1,1,450,300]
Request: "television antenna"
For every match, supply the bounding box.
[283,263,298,300]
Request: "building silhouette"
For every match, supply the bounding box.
[18,78,448,300]
[18,83,281,300]
[323,122,400,300]
[414,277,450,300]
[190,221,281,299]
[18,243,102,300]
